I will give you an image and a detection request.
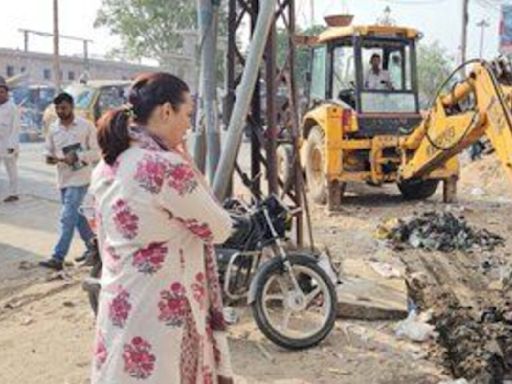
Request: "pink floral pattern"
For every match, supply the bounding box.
[167,163,198,196]
[206,324,222,366]
[112,199,139,240]
[108,286,132,328]
[132,242,167,274]
[205,245,226,331]
[192,272,206,310]
[176,217,213,242]
[158,282,188,327]
[123,337,156,380]
[94,330,107,370]
[134,154,169,194]
[180,307,200,384]
[203,366,214,384]
[99,160,120,181]
[103,245,121,274]
[91,128,234,383]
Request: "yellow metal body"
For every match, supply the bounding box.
[302,104,414,185]
[399,62,512,183]
[302,24,512,204]
[302,62,512,190]
[301,24,435,190]
[317,25,419,44]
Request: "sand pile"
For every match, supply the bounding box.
[460,155,511,198]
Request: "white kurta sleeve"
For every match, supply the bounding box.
[77,121,100,164]
[157,156,233,244]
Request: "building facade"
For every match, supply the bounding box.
[0,47,160,85]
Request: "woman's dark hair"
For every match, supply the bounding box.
[96,72,190,165]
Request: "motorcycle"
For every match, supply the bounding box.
[217,191,338,350]
[82,178,338,350]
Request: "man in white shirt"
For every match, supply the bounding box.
[0,77,20,203]
[39,92,100,271]
[364,54,392,90]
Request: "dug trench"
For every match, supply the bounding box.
[384,211,512,383]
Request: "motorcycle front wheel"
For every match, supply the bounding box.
[251,254,337,350]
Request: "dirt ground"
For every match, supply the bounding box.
[1,155,511,383]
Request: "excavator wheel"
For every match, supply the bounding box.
[397,179,439,200]
[304,126,327,204]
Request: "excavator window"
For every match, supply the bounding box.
[332,45,356,108]
[357,38,418,114]
[310,46,327,101]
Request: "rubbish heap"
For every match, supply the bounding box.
[376,211,504,252]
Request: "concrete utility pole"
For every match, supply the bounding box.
[212,0,277,200]
[194,0,221,180]
[310,0,315,27]
[477,19,490,58]
[53,0,61,91]
[461,0,469,69]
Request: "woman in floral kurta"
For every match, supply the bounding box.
[90,73,233,384]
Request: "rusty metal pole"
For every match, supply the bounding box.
[265,23,278,194]
[250,0,262,194]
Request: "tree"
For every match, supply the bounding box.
[417,41,454,108]
[276,25,326,90]
[94,0,197,62]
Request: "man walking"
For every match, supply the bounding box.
[39,92,99,271]
[0,76,20,203]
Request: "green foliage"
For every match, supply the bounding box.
[276,25,327,90]
[417,41,454,107]
[94,0,197,61]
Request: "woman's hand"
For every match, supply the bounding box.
[175,139,194,164]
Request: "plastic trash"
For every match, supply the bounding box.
[223,306,239,325]
[317,251,340,284]
[395,309,435,342]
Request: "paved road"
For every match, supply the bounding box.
[0,142,58,202]
[0,143,82,299]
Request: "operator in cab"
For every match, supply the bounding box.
[364,53,393,90]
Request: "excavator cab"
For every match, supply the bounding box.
[307,25,422,137]
[301,25,453,209]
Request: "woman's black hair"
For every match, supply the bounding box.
[96,72,190,165]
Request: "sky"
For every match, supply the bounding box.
[0,0,505,61]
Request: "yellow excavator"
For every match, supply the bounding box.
[299,23,512,209]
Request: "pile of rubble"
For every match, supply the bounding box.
[377,211,504,252]
[436,303,512,383]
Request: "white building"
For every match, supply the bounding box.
[0,48,162,85]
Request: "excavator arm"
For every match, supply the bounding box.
[398,58,512,198]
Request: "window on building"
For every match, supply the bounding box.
[68,71,75,81]
[6,65,15,77]
[43,69,51,80]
